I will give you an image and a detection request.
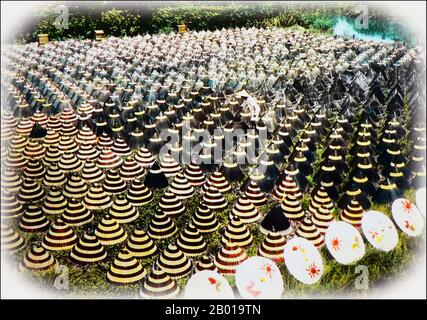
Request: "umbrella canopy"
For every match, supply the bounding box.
[221,216,253,248]
[157,243,193,279]
[63,174,88,199]
[184,270,234,299]
[307,186,334,216]
[281,194,304,221]
[18,244,57,272]
[119,158,144,181]
[126,228,158,259]
[112,137,131,156]
[57,136,78,154]
[147,208,178,240]
[159,192,186,218]
[159,153,181,177]
[77,142,100,161]
[126,178,153,206]
[260,205,293,235]
[42,219,78,251]
[244,180,267,207]
[312,204,335,234]
[84,183,112,211]
[202,186,227,211]
[102,169,127,194]
[43,146,61,167]
[191,203,219,234]
[231,194,260,224]
[1,169,22,193]
[202,171,231,194]
[272,175,303,202]
[139,263,180,299]
[97,149,123,170]
[19,204,50,233]
[95,214,128,246]
[295,216,325,249]
[183,161,205,186]
[109,195,139,224]
[195,255,217,273]
[1,223,25,253]
[17,178,46,204]
[62,198,93,227]
[81,160,106,184]
[176,222,208,258]
[1,191,25,220]
[69,231,107,265]
[214,241,248,275]
[107,248,147,285]
[134,147,155,169]
[144,162,169,189]
[23,159,45,180]
[257,231,286,263]
[340,199,365,228]
[58,152,83,173]
[168,173,195,199]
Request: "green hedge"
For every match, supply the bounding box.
[10,3,404,44]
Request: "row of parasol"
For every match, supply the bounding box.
[1,26,426,298]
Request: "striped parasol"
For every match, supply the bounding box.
[19,204,50,233]
[97,149,123,170]
[257,231,286,263]
[84,183,112,211]
[102,169,127,194]
[69,231,107,265]
[58,136,79,154]
[1,223,25,253]
[221,216,253,248]
[1,169,22,193]
[107,248,147,285]
[214,241,248,275]
[42,145,62,167]
[134,147,155,169]
[63,174,89,199]
[42,219,78,251]
[176,223,207,258]
[159,191,186,218]
[118,157,144,181]
[42,186,68,215]
[1,191,25,220]
[125,228,157,259]
[168,173,195,200]
[202,186,227,211]
[18,244,58,272]
[191,203,219,234]
[61,198,94,227]
[109,195,139,224]
[231,194,260,224]
[81,160,105,184]
[157,243,193,279]
[147,208,178,240]
[126,178,153,207]
[183,161,205,186]
[95,214,128,246]
[23,159,46,180]
[17,178,46,204]
[195,255,217,273]
[139,263,179,299]
[42,164,66,188]
[296,216,325,249]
